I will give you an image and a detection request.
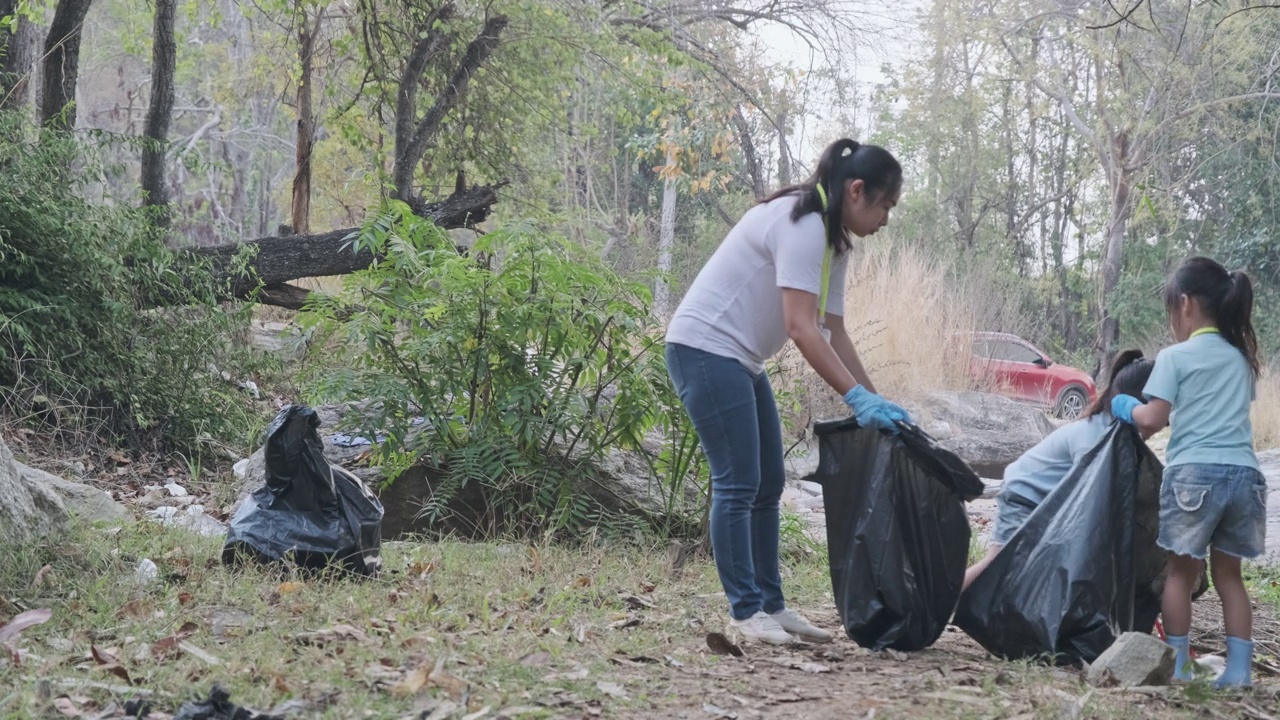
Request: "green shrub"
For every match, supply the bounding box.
[300,203,704,538]
[0,113,261,453]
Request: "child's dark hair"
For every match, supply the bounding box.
[1086,349,1155,419]
[759,138,902,253]
[1164,256,1260,377]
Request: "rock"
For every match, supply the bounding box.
[0,435,70,543]
[1086,632,1175,688]
[906,391,1055,478]
[785,441,820,481]
[17,462,128,523]
[798,480,823,497]
[135,558,159,584]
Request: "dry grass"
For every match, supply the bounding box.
[1254,370,1280,451]
[772,245,1009,432]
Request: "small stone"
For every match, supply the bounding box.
[135,559,159,584]
[1086,632,1175,688]
[164,483,189,497]
[798,480,823,497]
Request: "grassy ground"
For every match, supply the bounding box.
[2,521,1278,720]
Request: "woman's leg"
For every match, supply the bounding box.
[750,370,786,615]
[666,344,766,620]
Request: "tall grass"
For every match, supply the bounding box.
[1253,370,1280,451]
[772,244,1015,432]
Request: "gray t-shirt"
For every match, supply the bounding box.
[665,194,849,374]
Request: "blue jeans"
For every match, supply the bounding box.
[666,343,786,620]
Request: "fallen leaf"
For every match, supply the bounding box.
[608,616,641,631]
[595,681,627,699]
[618,593,654,610]
[572,576,592,588]
[705,632,744,658]
[52,697,82,717]
[391,667,429,697]
[90,645,132,685]
[767,657,830,674]
[0,608,53,645]
[117,599,148,619]
[275,581,305,596]
[177,592,194,606]
[31,565,54,590]
[295,624,369,646]
[519,651,551,667]
[639,581,656,593]
[273,674,291,694]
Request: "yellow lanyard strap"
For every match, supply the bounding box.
[1190,327,1219,339]
[814,185,834,319]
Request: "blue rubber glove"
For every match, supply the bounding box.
[843,385,899,433]
[1111,394,1142,425]
[881,399,913,426]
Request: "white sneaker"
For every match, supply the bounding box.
[729,611,795,645]
[769,608,833,643]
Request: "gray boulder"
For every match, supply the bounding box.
[1086,632,1175,687]
[907,391,1056,478]
[0,435,70,544]
[18,462,128,523]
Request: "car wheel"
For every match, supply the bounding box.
[1055,387,1088,420]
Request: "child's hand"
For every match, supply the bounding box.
[1111,394,1142,425]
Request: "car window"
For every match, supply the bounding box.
[994,341,1041,364]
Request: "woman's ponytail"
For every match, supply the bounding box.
[1086,349,1154,418]
[1222,269,1261,378]
[759,137,901,253]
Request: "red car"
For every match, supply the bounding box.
[963,332,1097,419]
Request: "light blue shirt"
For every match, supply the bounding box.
[1143,333,1257,470]
[1003,414,1112,504]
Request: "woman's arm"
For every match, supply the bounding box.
[826,314,876,394]
[781,288,858,396]
[1131,398,1172,441]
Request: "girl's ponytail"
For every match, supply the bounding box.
[759,137,902,253]
[1222,269,1261,378]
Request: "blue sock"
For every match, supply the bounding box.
[1166,634,1194,682]
[1214,636,1253,689]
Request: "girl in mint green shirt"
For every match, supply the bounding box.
[1113,256,1265,688]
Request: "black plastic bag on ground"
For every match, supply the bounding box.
[954,422,1166,663]
[816,418,984,651]
[222,405,384,576]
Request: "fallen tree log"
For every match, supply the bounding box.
[190,184,501,303]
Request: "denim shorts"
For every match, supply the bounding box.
[1159,463,1268,560]
[991,490,1038,546]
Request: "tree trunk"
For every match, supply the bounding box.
[140,0,176,222]
[654,144,677,319]
[392,11,507,204]
[189,183,502,301]
[731,104,764,199]
[1096,158,1132,379]
[40,0,94,128]
[775,110,791,186]
[291,3,321,235]
[0,0,38,111]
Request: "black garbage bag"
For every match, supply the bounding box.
[954,422,1168,663]
[222,405,384,576]
[816,417,984,651]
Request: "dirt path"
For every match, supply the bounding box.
[607,597,1280,720]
